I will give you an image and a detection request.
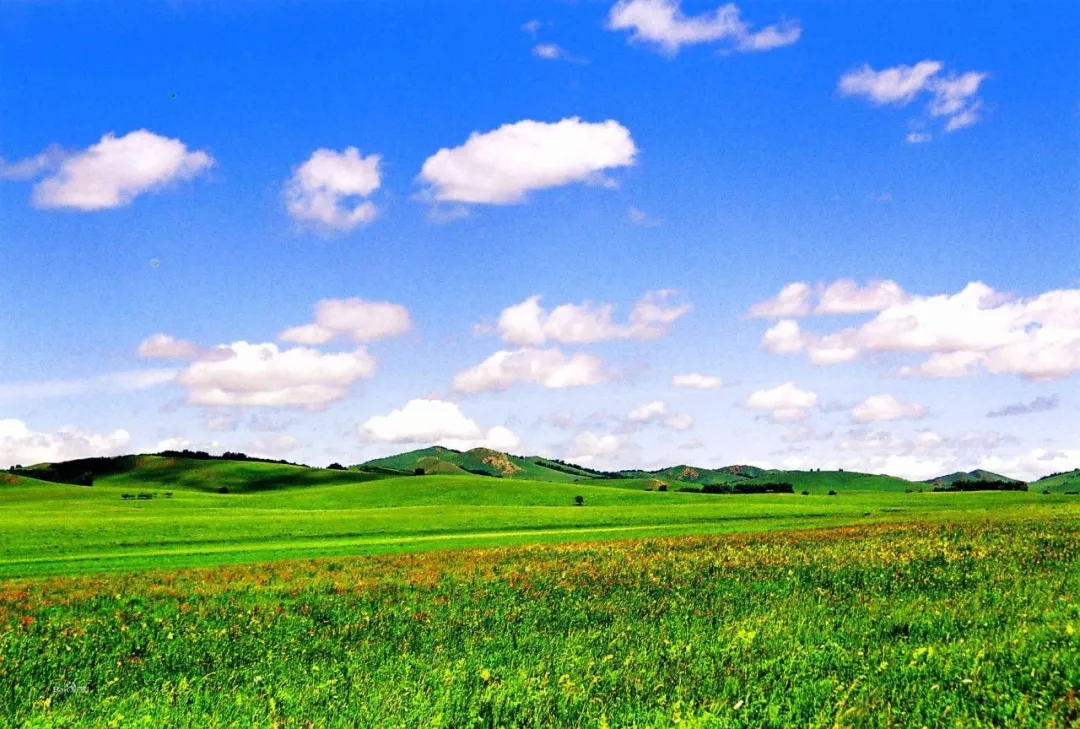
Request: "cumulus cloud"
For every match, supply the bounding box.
[14,130,213,210]
[747,282,813,318]
[815,279,909,315]
[751,279,907,319]
[850,394,925,422]
[564,430,635,467]
[284,147,381,231]
[607,0,800,55]
[417,117,636,205]
[0,369,177,401]
[358,398,521,451]
[757,281,1080,381]
[624,400,693,431]
[744,382,818,422]
[986,395,1060,418]
[137,333,201,359]
[279,298,411,345]
[0,419,130,468]
[671,372,723,389]
[451,348,610,394]
[838,61,989,137]
[489,290,690,346]
[176,341,376,409]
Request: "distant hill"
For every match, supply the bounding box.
[9,454,382,494]
[618,464,768,486]
[738,469,921,493]
[923,470,1025,488]
[8,446,1044,496]
[355,447,618,482]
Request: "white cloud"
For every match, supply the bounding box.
[565,430,631,466]
[137,333,201,359]
[451,348,610,394]
[906,131,932,144]
[532,43,564,60]
[176,341,375,409]
[745,382,818,422]
[607,0,800,55]
[279,298,411,345]
[358,398,521,451]
[0,369,177,401]
[521,19,543,35]
[284,147,381,231]
[491,290,690,346]
[838,61,988,136]
[752,279,906,318]
[0,146,65,180]
[838,61,943,105]
[757,281,1080,381]
[815,279,908,315]
[28,130,213,210]
[627,400,667,422]
[761,319,806,355]
[850,394,925,422]
[417,117,636,205]
[0,419,131,468]
[747,282,813,318]
[671,372,723,389]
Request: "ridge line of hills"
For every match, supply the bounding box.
[3,445,1075,494]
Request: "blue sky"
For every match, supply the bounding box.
[1,0,1077,479]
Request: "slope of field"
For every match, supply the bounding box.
[356,446,610,481]
[737,469,921,492]
[4,519,1078,727]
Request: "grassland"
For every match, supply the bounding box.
[2,518,1078,727]
[3,454,1079,726]
[2,457,1077,579]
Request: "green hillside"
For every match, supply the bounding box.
[98,456,385,493]
[619,464,768,485]
[1032,469,1080,493]
[356,446,611,482]
[923,470,1025,487]
[737,469,921,493]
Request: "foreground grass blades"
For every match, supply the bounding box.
[2,519,1078,728]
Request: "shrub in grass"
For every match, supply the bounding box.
[217,486,229,495]
[574,495,584,506]
[801,490,810,496]
[828,490,838,496]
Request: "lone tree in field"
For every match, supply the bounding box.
[574,495,584,506]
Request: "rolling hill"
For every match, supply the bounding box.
[1031,469,1080,493]
[736,469,923,493]
[355,447,619,482]
[618,464,769,486]
[923,470,1025,488]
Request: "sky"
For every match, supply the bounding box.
[1,0,1078,480]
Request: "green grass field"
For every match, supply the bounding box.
[2,455,1079,727]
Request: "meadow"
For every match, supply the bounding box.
[2,456,1079,727]
[2,461,1078,579]
[1,518,1078,727]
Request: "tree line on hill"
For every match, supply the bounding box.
[931,480,1028,492]
[679,482,795,495]
[156,450,310,468]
